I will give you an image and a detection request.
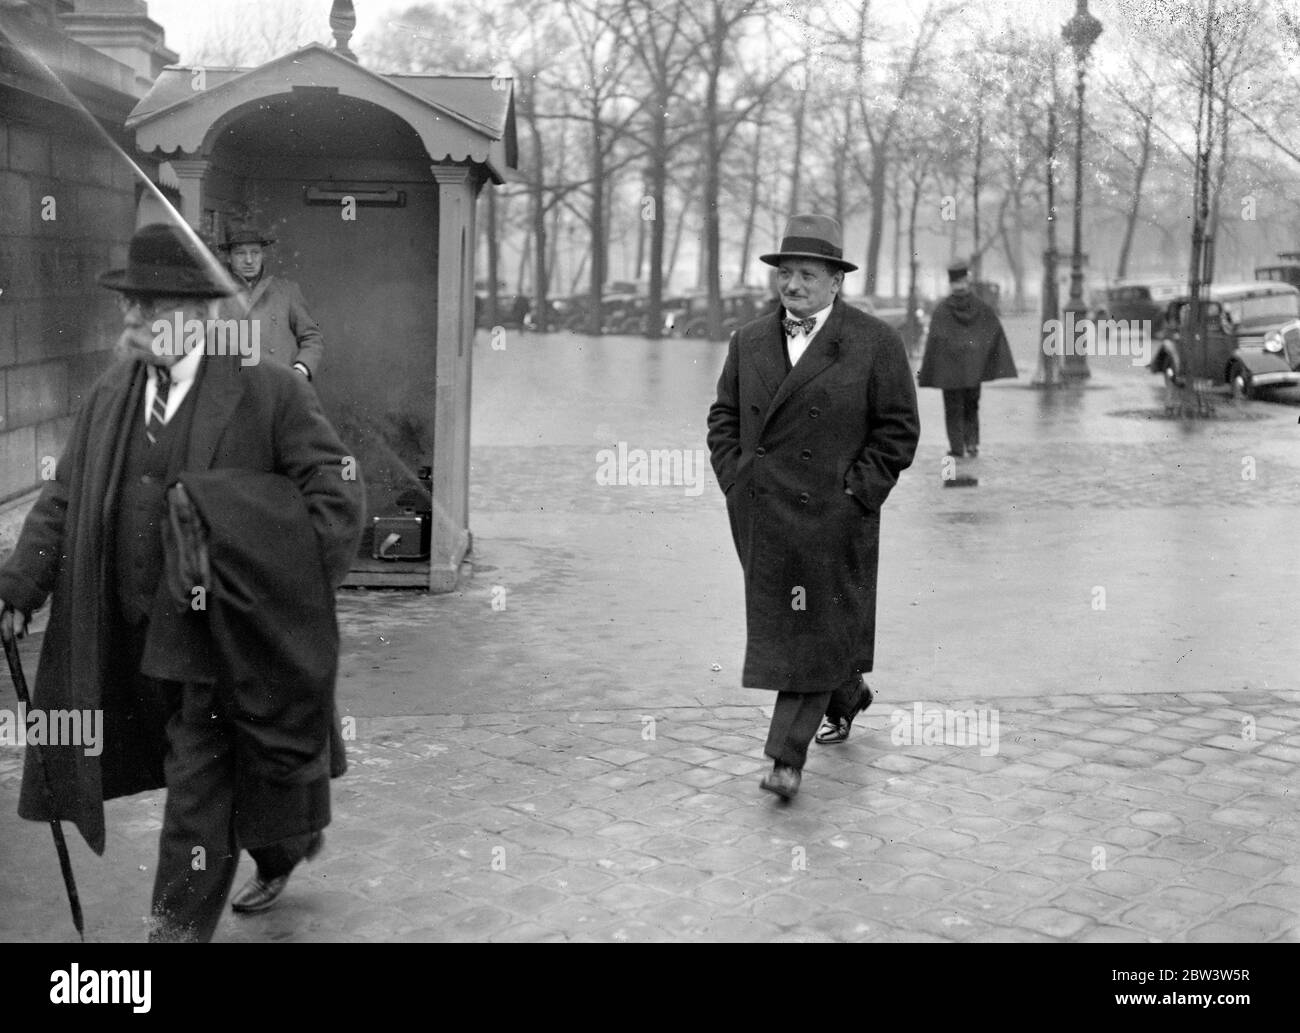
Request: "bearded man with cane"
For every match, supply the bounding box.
[0,222,363,941]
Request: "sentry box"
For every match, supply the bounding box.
[122,3,517,590]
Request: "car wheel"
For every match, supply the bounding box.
[1229,363,1254,400]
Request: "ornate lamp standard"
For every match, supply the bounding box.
[1061,0,1102,380]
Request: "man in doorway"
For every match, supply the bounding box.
[218,220,324,381]
[918,261,1017,458]
[707,213,920,800]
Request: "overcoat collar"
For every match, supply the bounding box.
[760,296,846,428]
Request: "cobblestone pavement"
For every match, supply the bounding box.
[3,694,1298,942]
[1,327,1298,942]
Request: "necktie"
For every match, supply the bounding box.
[783,316,816,337]
[147,367,171,445]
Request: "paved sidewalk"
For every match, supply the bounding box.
[3,692,1298,942]
[1,325,1298,942]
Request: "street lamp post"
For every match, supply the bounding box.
[1061,0,1102,380]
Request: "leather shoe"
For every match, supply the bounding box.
[760,763,801,800]
[230,872,289,914]
[231,831,324,915]
[815,682,874,745]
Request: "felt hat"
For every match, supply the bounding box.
[98,222,234,298]
[760,214,857,272]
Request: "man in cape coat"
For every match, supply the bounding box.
[917,261,1018,457]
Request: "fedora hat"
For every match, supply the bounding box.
[760,213,857,272]
[98,222,234,298]
[216,219,276,251]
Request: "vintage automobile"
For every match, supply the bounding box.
[674,288,773,340]
[1254,252,1300,289]
[842,295,929,344]
[1148,281,1300,396]
[1088,282,1168,331]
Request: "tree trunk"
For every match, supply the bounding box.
[738,113,764,286]
[647,102,668,338]
[703,8,723,339]
[1116,110,1153,280]
[891,169,902,300]
[588,103,605,333]
[905,169,925,353]
[635,176,649,283]
[788,71,807,215]
[864,148,888,296]
[972,109,983,277]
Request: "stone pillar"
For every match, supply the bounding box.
[429,164,473,591]
[167,157,208,229]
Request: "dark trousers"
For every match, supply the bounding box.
[149,679,240,943]
[250,834,317,879]
[942,387,981,455]
[764,675,868,769]
[147,678,317,941]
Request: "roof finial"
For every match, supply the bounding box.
[329,0,357,61]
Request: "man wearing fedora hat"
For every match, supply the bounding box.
[217,220,325,381]
[708,214,920,800]
[0,222,364,940]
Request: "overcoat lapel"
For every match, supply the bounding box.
[97,362,147,530]
[185,355,246,471]
[764,298,845,428]
[247,274,272,309]
[752,312,787,407]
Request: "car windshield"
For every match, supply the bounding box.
[1222,293,1300,323]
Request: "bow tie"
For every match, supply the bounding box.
[783,316,816,337]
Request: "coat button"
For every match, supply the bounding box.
[747,488,755,499]
[755,446,766,457]
[798,492,810,504]
[800,449,812,460]
[140,475,152,484]
[809,407,821,418]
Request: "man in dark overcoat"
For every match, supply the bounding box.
[917,261,1017,458]
[707,214,920,800]
[0,223,364,940]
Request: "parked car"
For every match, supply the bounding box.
[474,293,532,329]
[559,291,640,334]
[1254,252,1300,289]
[1148,281,1300,396]
[674,288,772,340]
[1088,283,1167,331]
[843,295,929,343]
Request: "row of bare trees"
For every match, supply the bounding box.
[197,0,1300,340]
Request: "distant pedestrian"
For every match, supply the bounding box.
[707,214,920,801]
[918,261,1017,458]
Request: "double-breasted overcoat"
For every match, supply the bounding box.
[707,297,920,692]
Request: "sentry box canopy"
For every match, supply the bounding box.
[124,35,517,591]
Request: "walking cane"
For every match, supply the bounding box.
[1,606,84,941]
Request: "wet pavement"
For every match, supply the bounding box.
[1,315,1298,942]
